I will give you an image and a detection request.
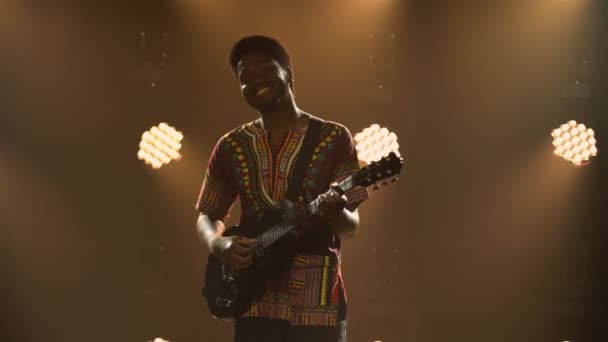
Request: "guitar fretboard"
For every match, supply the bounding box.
[251,175,356,258]
[253,220,293,258]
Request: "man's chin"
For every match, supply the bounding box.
[252,97,281,112]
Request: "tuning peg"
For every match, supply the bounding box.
[391,177,399,183]
[381,180,389,186]
[372,184,380,190]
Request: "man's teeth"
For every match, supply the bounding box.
[256,87,271,96]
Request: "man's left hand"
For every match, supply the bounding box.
[318,182,347,218]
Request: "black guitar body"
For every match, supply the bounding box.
[202,225,255,320]
[202,204,302,319]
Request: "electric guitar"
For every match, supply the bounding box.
[202,152,404,319]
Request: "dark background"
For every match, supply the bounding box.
[1,0,606,341]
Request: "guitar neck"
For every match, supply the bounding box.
[305,175,355,216]
[253,175,356,254]
[251,152,403,259]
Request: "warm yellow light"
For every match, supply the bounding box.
[354,123,401,164]
[552,120,598,166]
[138,123,183,169]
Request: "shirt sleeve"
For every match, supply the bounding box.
[195,137,238,220]
[331,125,370,211]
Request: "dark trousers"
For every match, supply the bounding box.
[233,317,347,342]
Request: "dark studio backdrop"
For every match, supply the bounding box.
[1,0,606,341]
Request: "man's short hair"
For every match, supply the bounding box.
[229,35,292,75]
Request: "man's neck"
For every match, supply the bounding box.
[258,100,305,132]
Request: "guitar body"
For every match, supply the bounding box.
[202,206,300,320]
[203,225,257,319]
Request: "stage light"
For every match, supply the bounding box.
[138,123,183,169]
[354,124,400,164]
[552,120,597,166]
[149,338,170,342]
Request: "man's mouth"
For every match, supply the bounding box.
[255,86,272,97]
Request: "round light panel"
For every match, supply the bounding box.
[354,124,401,164]
[552,120,597,166]
[137,123,183,169]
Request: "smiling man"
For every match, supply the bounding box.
[196,35,368,342]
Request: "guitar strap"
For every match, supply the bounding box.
[284,116,324,202]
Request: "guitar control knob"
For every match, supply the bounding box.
[229,284,239,295]
[216,298,234,310]
[223,270,236,282]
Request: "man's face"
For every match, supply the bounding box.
[236,50,291,112]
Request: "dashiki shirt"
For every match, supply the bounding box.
[196,117,369,327]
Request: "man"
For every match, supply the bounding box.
[196,35,368,342]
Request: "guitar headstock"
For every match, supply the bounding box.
[353,152,404,190]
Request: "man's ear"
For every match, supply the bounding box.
[286,66,295,87]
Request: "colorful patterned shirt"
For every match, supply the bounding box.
[196,117,369,326]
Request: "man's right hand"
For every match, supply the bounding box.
[210,236,256,270]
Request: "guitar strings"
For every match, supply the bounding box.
[244,176,355,253]
[242,158,398,252]
[245,201,315,253]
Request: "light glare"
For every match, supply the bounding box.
[552,120,598,166]
[354,124,401,164]
[138,122,183,169]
